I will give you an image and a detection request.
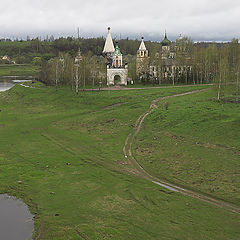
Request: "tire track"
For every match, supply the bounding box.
[123,89,240,214]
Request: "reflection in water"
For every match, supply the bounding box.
[0,194,34,240]
[0,76,33,92]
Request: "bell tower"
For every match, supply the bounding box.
[103,27,128,86]
[112,43,123,68]
[136,37,149,77]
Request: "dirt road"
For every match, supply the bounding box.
[123,89,240,214]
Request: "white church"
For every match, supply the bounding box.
[102,27,128,86]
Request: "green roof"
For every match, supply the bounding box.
[161,35,171,46]
[113,45,122,56]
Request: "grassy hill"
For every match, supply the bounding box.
[134,90,240,206]
[0,83,239,239]
[0,64,39,76]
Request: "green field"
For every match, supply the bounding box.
[134,90,240,206]
[0,64,39,76]
[0,83,239,239]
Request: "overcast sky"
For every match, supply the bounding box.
[0,0,239,42]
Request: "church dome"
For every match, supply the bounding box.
[161,32,171,46]
[113,44,122,56]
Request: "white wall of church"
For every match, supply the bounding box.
[107,68,128,86]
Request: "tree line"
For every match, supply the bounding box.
[1,36,239,100]
[0,37,157,64]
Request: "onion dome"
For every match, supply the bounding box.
[161,31,171,46]
[113,43,122,56]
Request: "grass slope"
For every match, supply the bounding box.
[0,84,239,239]
[134,90,240,206]
[0,64,39,76]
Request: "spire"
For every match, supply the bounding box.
[161,30,171,46]
[164,30,167,39]
[103,27,115,53]
[139,37,146,51]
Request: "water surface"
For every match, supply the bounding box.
[0,194,34,240]
[0,76,35,239]
[0,76,33,92]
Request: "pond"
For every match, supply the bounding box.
[0,194,34,240]
[0,76,33,92]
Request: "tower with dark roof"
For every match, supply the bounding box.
[136,37,149,77]
[161,31,171,52]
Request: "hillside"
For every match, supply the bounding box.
[0,83,239,239]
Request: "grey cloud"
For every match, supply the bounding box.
[0,0,239,41]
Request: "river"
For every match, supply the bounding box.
[0,76,33,92]
[0,194,34,240]
[0,76,35,239]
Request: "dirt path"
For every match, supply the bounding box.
[123,88,240,214]
[86,84,213,91]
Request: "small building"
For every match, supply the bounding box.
[2,55,10,61]
[2,55,11,63]
[1,55,15,64]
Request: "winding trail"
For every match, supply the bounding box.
[123,88,240,214]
